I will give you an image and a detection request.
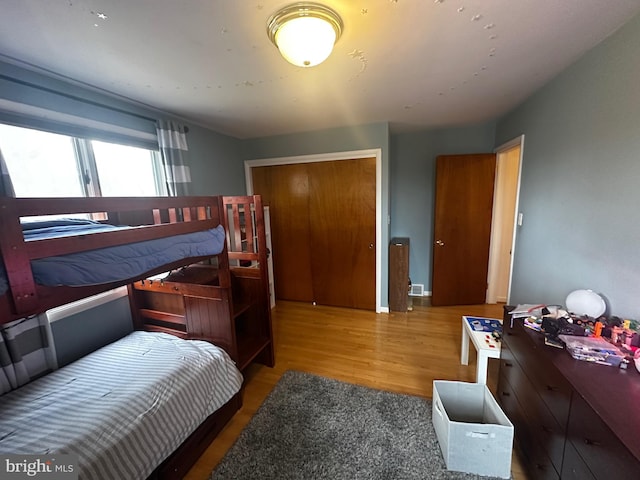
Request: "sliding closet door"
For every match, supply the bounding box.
[252,157,376,310]
[309,158,376,310]
[252,163,314,303]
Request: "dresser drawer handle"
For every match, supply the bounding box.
[545,385,558,392]
[535,463,547,471]
[504,362,513,367]
[501,391,511,397]
[584,438,602,447]
[541,425,553,433]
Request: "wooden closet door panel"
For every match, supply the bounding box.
[431,154,496,306]
[308,158,376,310]
[252,164,314,302]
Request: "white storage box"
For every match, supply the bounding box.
[432,380,514,479]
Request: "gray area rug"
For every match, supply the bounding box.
[211,371,509,479]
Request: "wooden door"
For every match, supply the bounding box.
[252,163,314,303]
[431,154,496,306]
[309,159,376,310]
[252,158,376,310]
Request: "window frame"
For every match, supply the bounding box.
[0,122,167,199]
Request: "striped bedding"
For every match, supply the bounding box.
[0,331,243,480]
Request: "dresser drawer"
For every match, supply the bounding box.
[500,343,566,471]
[498,340,519,385]
[504,320,572,427]
[497,372,524,433]
[561,441,597,480]
[498,373,560,480]
[502,321,539,369]
[529,362,572,431]
[566,394,639,479]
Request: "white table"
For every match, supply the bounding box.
[460,316,502,384]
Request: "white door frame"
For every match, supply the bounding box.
[245,149,383,313]
[487,135,525,305]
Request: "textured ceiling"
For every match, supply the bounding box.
[1,0,639,139]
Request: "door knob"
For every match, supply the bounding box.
[435,239,445,246]
[369,243,374,249]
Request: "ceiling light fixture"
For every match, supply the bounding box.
[267,2,343,68]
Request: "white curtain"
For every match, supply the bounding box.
[156,120,191,196]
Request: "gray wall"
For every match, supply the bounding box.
[51,295,133,367]
[186,123,243,195]
[390,123,496,292]
[242,123,392,307]
[496,13,640,318]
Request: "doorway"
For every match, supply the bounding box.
[245,149,383,312]
[430,136,523,307]
[486,136,524,304]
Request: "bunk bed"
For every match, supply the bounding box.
[129,195,275,372]
[0,194,273,479]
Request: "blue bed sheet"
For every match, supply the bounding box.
[21,218,121,239]
[0,219,226,294]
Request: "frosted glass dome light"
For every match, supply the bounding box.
[267,3,343,68]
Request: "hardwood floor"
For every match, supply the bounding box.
[185,300,528,480]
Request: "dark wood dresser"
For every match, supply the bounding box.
[498,306,640,480]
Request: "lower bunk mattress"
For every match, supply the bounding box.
[0,331,243,479]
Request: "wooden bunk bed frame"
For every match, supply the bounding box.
[128,195,275,372]
[0,195,225,322]
[0,193,274,479]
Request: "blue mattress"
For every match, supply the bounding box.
[0,219,226,294]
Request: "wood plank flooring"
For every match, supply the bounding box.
[185,300,528,480]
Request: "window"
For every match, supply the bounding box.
[0,125,83,197]
[92,140,164,197]
[0,123,166,198]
